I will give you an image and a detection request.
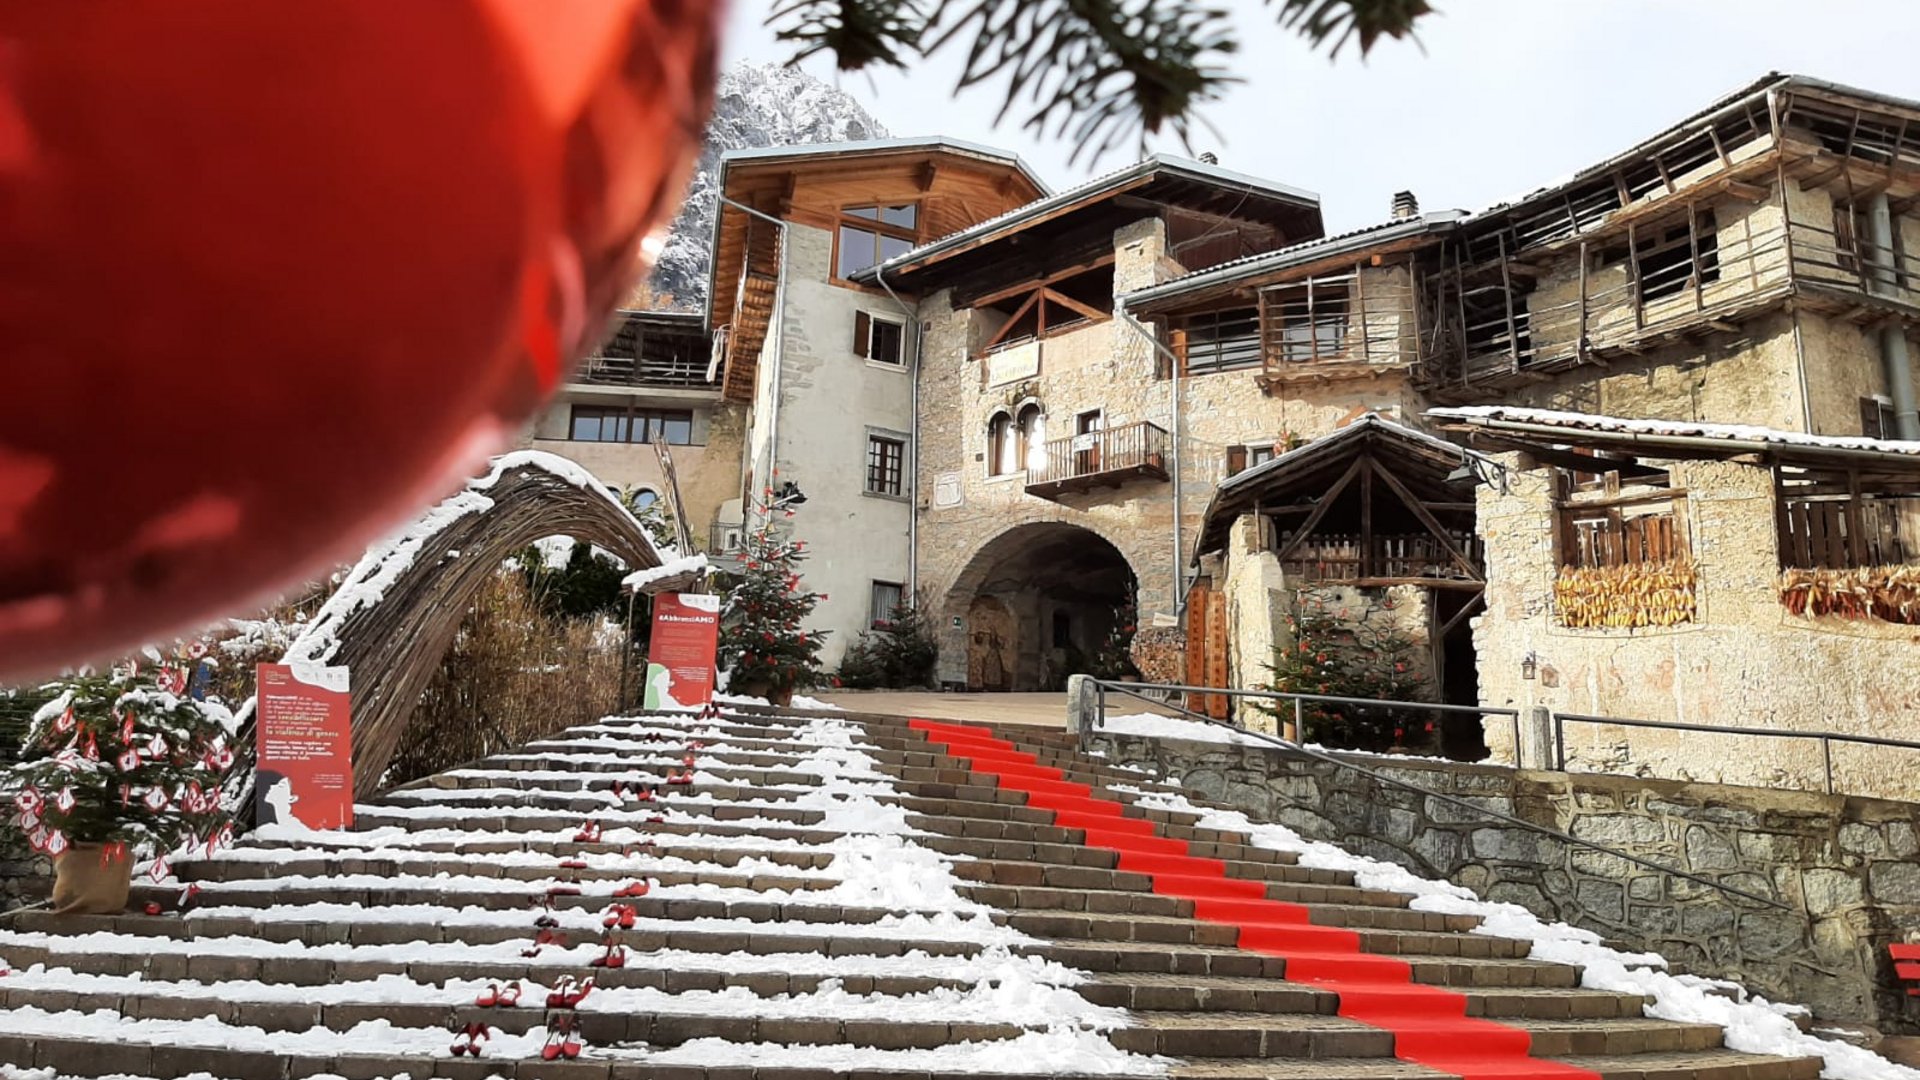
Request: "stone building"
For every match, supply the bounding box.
[856,157,1328,689]
[1434,407,1920,801]
[1131,73,1920,767]
[704,138,1047,667]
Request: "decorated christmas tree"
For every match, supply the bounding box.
[717,508,825,704]
[8,651,237,873]
[1260,592,1430,752]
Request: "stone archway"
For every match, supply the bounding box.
[940,522,1138,691]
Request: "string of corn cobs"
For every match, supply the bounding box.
[1778,565,1920,624]
[1553,559,1698,629]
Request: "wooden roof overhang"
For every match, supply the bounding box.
[1193,414,1486,568]
[706,144,1048,402]
[867,166,1324,310]
[1430,409,1920,490]
[1126,226,1450,320]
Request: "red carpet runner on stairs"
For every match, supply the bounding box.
[910,718,1603,1080]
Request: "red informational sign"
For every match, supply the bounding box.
[644,593,720,710]
[255,662,353,830]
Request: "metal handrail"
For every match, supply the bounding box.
[1553,711,1920,796]
[1087,678,1794,914]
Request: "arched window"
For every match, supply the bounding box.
[628,488,660,511]
[1016,404,1046,472]
[987,411,1014,477]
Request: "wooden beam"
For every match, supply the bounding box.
[1370,463,1484,580]
[1273,458,1364,563]
[979,290,1041,352]
[1040,287,1110,324]
[1438,591,1486,638]
[1724,180,1769,202]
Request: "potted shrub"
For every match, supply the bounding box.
[7,657,235,914]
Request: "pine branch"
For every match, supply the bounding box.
[767,0,1434,161]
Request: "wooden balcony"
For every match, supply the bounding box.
[1025,420,1171,500]
[574,311,715,390]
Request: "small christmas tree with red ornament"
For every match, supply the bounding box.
[716,504,825,704]
[8,649,237,879]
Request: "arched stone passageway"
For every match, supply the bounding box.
[939,522,1138,692]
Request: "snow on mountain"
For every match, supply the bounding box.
[640,62,889,310]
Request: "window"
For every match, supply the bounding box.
[1183,309,1262,374]
[1017,404,1046,472]
[1555,467,1687,570]
[1634,210,1719,303]
[568,405,693,445]
[853,311,905,365]
[836,204,918,279]
[1225,443,1278,475]
[1863,396,1898,440]
[1264,279,1351,363]
[1248,445,1278,468]
[866,434,906,496]
[628,488,660,511]
[987,412,1015,476]
[870,581,904,628]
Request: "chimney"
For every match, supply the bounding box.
[1391,191,1419,219]
[1198,151,1219,165]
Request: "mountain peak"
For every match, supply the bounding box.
[639,62,890,310]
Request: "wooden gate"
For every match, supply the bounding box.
[1183,578,1230,719]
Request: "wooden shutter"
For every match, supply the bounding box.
[1226,445,1247,476]
[853,311,871,358]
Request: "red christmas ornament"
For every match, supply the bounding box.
[0,1,722,681]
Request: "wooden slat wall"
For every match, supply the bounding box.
[1205,595,1230,719]
[1184,582,1210,715]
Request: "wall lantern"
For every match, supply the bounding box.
[1520,651,1538,681]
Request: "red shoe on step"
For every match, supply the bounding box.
[613,879,651,898]
[474,982,502,1007]
[573,821,603,843]
[546,975,578,1009]
[601,903,637,929]
[588,942,626,969]
[561,975,595,1008]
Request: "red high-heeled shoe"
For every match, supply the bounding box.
[450,1022,489,1056]
[633,786,656,803]
[474,982,503,1007]
[666,769,693,786]
[496,982,522,1007]
[588,943,626,969]
[601,903,636,929]
[613,879,651,898]
[681,753,696,767]
[546,974,578,1010]
[540,1022,566,1061]
[557,858,588,871]
[561,975,595,1008]
[573,820,602,843]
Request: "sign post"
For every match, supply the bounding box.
[254,662,353,830]
[643,593,721,710]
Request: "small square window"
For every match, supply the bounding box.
[870,581,904,628]
[1248,446,1277,468]
[866,435,905,496]
[868,319,904,365]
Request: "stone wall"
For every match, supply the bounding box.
[1474,452,1920,804]
[1085,728,1920,1031]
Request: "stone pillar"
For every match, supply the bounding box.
[1066,673,1098,734]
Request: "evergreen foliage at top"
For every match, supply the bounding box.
[767,0,1432,160]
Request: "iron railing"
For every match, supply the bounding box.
[1085,678,1794,914]
[1552,711,1920,797]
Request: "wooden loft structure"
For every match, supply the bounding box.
[1193,414,1487,593]
[1434,406,1920,575]
[574,310,714,390]
[1121,212,1459,390]
[703,138,1048,403]
[853,155,1324,365]
[1416,74,1920,399]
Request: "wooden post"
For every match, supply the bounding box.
[1354,262,1371,365]
[1498,232,1521,371]
[1628,222,1644,331]
[1360,457,1375,579]
[1577,240,1589,362]
[1687,202,1705,313]
[1257,288,1272,372]
[1847,469,1867,568]
[1453,244,1472,388]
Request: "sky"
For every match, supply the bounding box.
[721,0,1920,234]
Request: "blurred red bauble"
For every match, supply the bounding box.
[0,0,720,680]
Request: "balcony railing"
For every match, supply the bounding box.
[1025,420,1170,499]
[573,313,715,389]
[1276,531,1483,585]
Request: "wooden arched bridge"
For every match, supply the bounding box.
[248,451,701,798]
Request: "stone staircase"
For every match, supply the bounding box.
[0,707,1828,1080]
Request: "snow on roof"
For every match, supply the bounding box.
[856,153,1320,282]
[1217,412,1482,495]
[1429,406,1920,457]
